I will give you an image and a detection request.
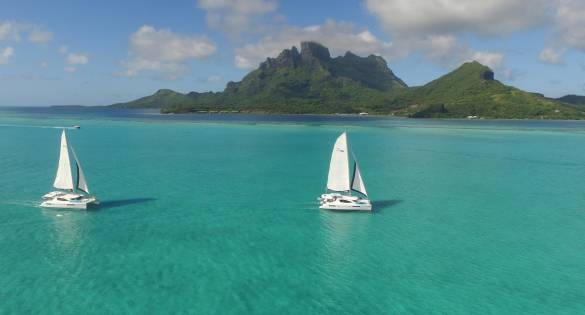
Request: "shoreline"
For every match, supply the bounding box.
[2,105,585,121]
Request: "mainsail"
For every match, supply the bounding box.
[326,132,351,192]
[53,130,74,190]
[71,147,89,194]
[351,161,368,196]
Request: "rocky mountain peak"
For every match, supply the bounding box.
[300,41,331,61]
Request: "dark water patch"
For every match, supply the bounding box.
[98,198,156,209]
[373,199,402,211]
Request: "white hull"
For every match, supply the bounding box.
[41,191,98,210]
[319,193,372,211]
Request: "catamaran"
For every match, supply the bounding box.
[41,130,98,210]
[319,132,372,211]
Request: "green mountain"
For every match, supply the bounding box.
[111,42,585,119]
[393,62,584,119]
[110,89,195,109]
[557,94,585,108]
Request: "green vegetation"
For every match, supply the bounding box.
[110,89,196,109]
[393,62,584,119]
[557,94,585,108]
[111,42,585,119]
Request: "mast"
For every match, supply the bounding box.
[52,130,75,191]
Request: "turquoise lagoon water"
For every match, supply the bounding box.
[0,108,584,314]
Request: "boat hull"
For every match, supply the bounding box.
[319,193,372,211]
[319,203,372,211]
[40,191,98,210]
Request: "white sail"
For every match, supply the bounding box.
[327,132,350,192]
[53,130,74,190]
[351,161,368,197]
[71,147,89,194]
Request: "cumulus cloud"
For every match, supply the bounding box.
[234,19,504,77]
[360,1,541,75]
[197,0,277,37]
[58,46,88,72]
[552,0,585,51]
[0,21,53,44]
[470,52,504,70]
[538,48,565,64]
[404,34,505,71]
[28,27,53,44]
[234,20,394,69]
[116,25,217,78]
[0,73,58,81]
[0,22,19,41]
[532,1,585,64]
[66,53,89,65]
[363,0,585,66]
[0,46,14,64]
[364,0,547,37]
[207,75,223,83]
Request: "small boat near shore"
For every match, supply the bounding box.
[319,132,371,211]
[41,130,98,210]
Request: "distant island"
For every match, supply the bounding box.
[111,41,585,119]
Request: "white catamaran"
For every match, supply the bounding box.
[41,130,98,210]
[319,132,372,211]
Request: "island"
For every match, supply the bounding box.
[111,41,585,120]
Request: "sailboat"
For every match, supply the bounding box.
[41,130,98,209]
[319,132,372,211]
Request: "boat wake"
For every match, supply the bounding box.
[0,124,80,130]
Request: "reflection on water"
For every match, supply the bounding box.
[318,209,372,286]
[40,208,88,274]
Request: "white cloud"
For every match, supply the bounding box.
[364,0,548,37]
[0,46,14,64]
[197,0,277,37]
[59,46,88,71]
[413,35,461,65]
[28,27,53,44]
[40,61,48,68]
[470,52,504,70]
[207,75,223,83]
[116,25,217,78]
[364,0,585,66]
[0,21,53,44]
[66,53,89,65]
[0,73,58,81]
[234,19,505,78]
[406,35,505,71]
[360,1,530,74]
[552,0,585,52]
[538,48,565,64]
[234,20,394,69]
[0,22,19,41]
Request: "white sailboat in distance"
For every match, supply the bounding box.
[41,130,98,209]
[319,132,372,211]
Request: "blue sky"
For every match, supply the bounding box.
[1,0,584,106]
